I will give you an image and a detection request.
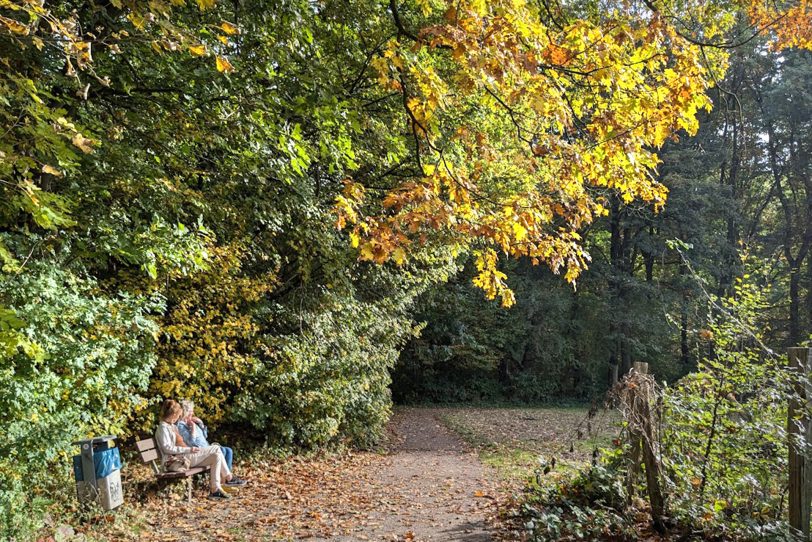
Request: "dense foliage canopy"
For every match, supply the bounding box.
[1,0,810,538]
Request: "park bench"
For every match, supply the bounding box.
[135,437,210,502]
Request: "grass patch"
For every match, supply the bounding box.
[436,406,620,485]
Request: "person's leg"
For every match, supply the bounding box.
[219,454,231,484]
[187,446,226,492]
[222,446,233,471]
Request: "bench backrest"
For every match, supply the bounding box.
[135,437,162,474]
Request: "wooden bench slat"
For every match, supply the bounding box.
[135,436,213,502]
[140,448,160,463]
[155,466,208,479]
[135,438,156,452]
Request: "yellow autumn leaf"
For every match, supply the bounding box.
[359,243,374,261]
[128,12,146,30]
[512,222,527,241]
[41,164,63,177]
[220,21,239,35]
[216,56,234,73]
[217,35,229,45]
[196,0,215,9]
[71,133,95,154]
[392,247,406,265]
[349,232,360,248]
[189,44,206,56]
[0,15,29,35]
[415,0,433,16]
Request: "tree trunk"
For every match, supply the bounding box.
[807,254,812,340]
[644,225,655,284]
[679,262,691,368]
[791,267,802,346]
[608,198,623,385]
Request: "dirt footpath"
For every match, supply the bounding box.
[89,408,502,542]
[327,407,496,541]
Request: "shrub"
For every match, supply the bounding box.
[0,263,161,540]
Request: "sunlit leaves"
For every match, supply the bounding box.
[189,44,207,56]
[0,14,28,35]
[338,0,809,306]
[339,0,733,303]
[70,133,95,154]
[0,265,162,538]
[40,164,61,177]
[216,55,234,72]
[0,241,19,274]
[748,0,812,50]
[147,245,271,427]
[0,307,39,360]
[662,267,791,533]
[471,248,515,307]
[220,21,239,35]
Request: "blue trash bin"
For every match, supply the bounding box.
[72,436,124,510]
[72,446,121,481]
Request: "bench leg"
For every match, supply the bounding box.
[187,478,192,502]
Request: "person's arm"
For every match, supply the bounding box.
[156,423,195,456]
[194,418,208,439]
[176,421,195,447]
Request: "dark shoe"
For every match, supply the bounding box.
[208,489,231,500]
[224,476,247,486]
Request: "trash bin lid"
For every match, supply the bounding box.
[72,435,117,446]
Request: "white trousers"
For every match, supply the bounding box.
[187,445,231,491]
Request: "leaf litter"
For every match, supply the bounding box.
[59,407,613,541]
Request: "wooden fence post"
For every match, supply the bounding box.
[626,363,647,502]
[633,361,649,374]
[636,363,666,533]
[789,347,812,541]
[623,361,667,532]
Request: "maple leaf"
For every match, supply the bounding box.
[0,14,29,35]
[220,21,239,35]
[391,247,407,265]
[545,44,569,65]
[41,164,62,177]
[71,133,95,153]
[216,56,234,73]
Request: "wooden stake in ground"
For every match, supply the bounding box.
[623,362,667,534]
[788,347,812,541]
[625,363,646,502]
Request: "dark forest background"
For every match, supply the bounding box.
[394,45,812,403]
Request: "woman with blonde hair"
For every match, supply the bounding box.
[154,399,244,500]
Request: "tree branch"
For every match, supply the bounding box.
[389,0,418,42]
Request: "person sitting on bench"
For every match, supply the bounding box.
[177,399,236,471]
[154,399,245,500]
